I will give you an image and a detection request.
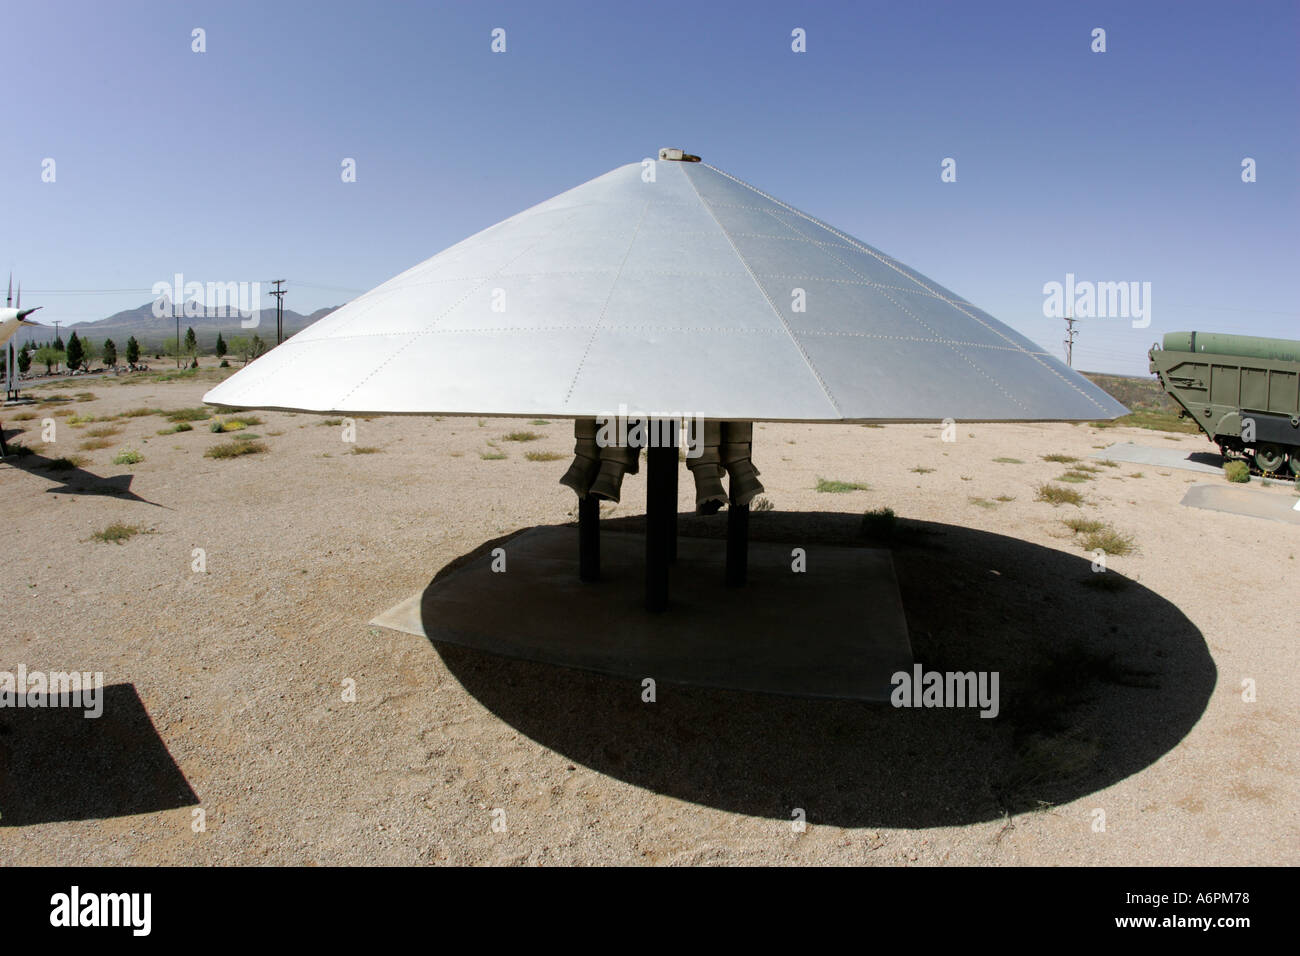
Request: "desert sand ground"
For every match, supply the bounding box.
[0,366,1296,865]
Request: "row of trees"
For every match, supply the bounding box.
[5,334,142,376]
[4,327,268,376]
[162,329,268,364]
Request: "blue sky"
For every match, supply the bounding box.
[6,0,1297,374]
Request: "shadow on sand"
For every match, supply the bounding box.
[1,432,161,504]
[0,683,198,826]
[428,510,1215,828]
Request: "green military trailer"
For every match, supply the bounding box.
[1149,331,1300,477]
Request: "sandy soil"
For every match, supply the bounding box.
[0,367,1296,865]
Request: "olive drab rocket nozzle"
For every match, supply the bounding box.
[559,418,600,498]
[560,417,641,503]
[720,421,764,507]
[686,420,727,514]
[588,443,639,502]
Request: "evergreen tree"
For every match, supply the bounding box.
[215,332,227,358]
[65,331,84,370]
[125,336,140,364]
[17,344,31,375]
[184,326,197,357]
[102,338,117,367]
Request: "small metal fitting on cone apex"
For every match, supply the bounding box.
[721,421,764,507]
[687,419,727,514]
[588,444,639,502]
[560,418,601,498]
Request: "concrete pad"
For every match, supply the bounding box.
[373,527,912,700]
[1180,483,1300,525]
[1094,441,1224,474]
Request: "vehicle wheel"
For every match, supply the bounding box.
[1254,443,1286,474]
[1289,447,1300,476]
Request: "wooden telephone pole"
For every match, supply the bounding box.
[270,280,286,345]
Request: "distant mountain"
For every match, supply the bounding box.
[60,299,342,349]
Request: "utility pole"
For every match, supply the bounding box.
[1063,313,1078,368]
[270,279,286,345]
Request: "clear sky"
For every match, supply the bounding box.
[6,0,1297,374]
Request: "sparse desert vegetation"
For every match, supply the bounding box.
[859,506,897,538]
[1081,527,1136,556]
[91,522,147,544]
[205,440,267,459]
[816,477,870,493]
[44,455,90,471]
[165,407,212,422]
[1062,517,1106,534]
[1036,483,1084,506]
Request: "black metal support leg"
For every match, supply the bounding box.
[645,427,674,612]
[725,497,749,587]
[579,494,600,582]
[667,420,678,563]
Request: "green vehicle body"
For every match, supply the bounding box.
[1149,331,1300,476]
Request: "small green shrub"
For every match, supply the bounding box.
[92,522,145,544]
[1036,483,1083,506]
[205,440,267,459]
[1081,528,1136,556]
[1223,460,1251,483]
[112,448,144,465]
[816,477,870,493]
[860,506,897,539]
